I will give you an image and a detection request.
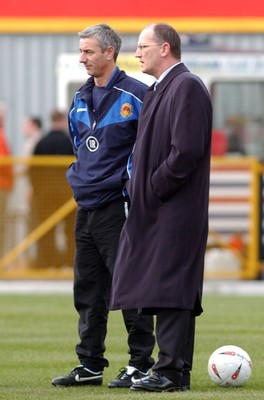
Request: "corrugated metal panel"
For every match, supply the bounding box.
[0,33,139,155]
[1,33,264,154]
[0,34,78,155]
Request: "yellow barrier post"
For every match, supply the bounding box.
[245,160,262,279]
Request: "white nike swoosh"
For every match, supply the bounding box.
[75,374,102,382]
[131,376,148,384]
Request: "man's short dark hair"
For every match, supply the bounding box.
[153,23,181,59]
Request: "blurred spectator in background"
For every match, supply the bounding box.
[33,109,72,155]
[18,116,43,265]
[0,104,13,257]
[20,115,43,203]
[23,116,43,156]
[226,116,245,155]
[29,109,75,268]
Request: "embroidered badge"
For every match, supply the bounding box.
[121,103,133,118]
[86,136,99,152]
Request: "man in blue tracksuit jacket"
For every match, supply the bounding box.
[52,24,155,389]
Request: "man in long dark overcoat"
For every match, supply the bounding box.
[111,23,213,392]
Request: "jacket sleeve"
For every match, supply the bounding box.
[68,99,80,157]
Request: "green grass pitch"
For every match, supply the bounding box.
[0,292,263,399]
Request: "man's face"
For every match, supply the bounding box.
[135,27,163,78]
[79,37,109,78]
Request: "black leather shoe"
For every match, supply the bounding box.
[130,371,181,392]
[181,371,191,390]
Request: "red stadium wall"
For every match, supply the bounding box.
[1,0,264,33]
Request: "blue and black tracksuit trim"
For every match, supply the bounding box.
[66,67,147,210]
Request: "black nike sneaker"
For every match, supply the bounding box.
[51,365,103,387]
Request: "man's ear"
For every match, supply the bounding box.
[160,42,170,57]
[106,46,115,60]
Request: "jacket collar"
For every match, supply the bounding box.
[79,67,124,100]
[149,63,190,92]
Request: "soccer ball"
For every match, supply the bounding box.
[208,345,252,387]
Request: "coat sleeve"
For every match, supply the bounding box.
[151,76,212,201]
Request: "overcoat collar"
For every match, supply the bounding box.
[149,63,190,93]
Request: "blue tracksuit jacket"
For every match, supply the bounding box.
[66,67,147,210]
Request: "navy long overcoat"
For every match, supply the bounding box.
[111,63,212,315]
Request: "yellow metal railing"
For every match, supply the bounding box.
[206,156,263,279]
[0,155,263,280]
[0,197,76,270]
[247,159,263,278]
[0,156,76,279]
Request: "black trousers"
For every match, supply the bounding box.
[153,308,195,386]
[74,198,155,371]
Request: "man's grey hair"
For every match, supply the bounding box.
[79,24,122,61]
